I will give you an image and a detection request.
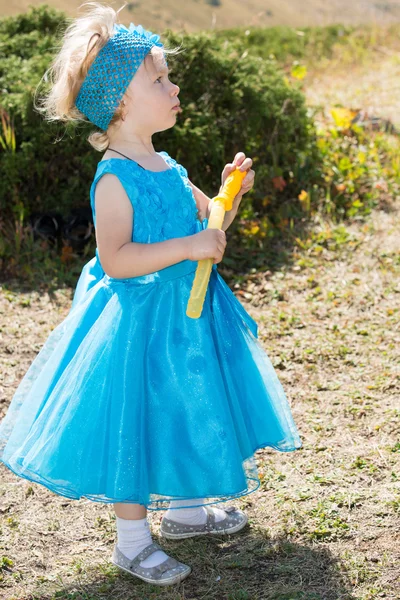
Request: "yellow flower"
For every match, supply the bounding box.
[330,107,359,129]
[298,190,309,202]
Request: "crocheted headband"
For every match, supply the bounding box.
[75,22,165,131]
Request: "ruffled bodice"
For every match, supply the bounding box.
[72,150,217,309]
[90,151,201,247]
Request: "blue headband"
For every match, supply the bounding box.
[75,22,165,131]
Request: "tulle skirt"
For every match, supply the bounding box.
[0,252,302,510]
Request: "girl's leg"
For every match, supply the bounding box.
[114,502,146,520]
[113,502,170,567]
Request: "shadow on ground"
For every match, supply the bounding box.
[12,526,353,600]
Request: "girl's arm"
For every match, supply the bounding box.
[188,154,253,231]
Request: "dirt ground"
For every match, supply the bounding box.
[1,190,399,599]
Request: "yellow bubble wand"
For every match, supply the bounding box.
[186,165,247,319]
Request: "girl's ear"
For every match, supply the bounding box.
[118,98,126,121]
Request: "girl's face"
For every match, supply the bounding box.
[121,51,180,134]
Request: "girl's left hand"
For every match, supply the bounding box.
[220,152,255,203]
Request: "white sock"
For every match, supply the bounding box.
[116,516,169,568]
[165,498,226,525]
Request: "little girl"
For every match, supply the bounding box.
[0,2,302,587]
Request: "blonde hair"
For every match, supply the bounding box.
[33,1,182,151]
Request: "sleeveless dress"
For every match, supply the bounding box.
[0,150,302,510]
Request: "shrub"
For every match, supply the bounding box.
[0,5,319,226]
[0,5,101,223]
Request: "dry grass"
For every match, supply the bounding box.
[303,31,400,130]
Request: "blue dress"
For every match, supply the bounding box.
[0,151,302,510]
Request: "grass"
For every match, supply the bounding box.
[1,23,400,600]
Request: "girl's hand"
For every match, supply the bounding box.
[218,152,255,231]
[220,152,255,204]
[187,228,227,264]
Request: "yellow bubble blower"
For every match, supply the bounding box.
[186,165,247,319]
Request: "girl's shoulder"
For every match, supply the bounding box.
[89,158,142,219]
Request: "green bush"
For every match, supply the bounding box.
[0,5,103,222]
[0,4,319,227]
